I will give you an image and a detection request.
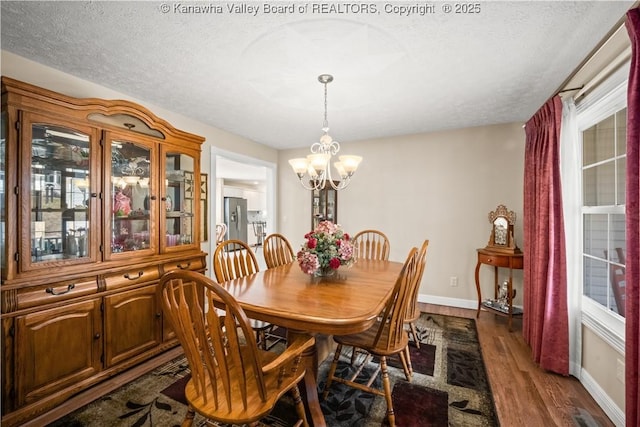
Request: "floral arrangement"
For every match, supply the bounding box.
[297,221,354,276]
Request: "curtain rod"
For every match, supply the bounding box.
[574,47,632,100]
[558,86,584,94]
[552,6,634,98]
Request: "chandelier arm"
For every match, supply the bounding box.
[310,142,323,154]
[325,160,334,189]
[329,140,340,156]
[295,175,324,191]
[330,176,351,190]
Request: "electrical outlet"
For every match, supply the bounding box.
[450,276,458,287]
[617,359,625,383]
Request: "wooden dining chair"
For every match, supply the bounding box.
[347,229,392,364]
[215,223,227,245]
[352,229,390,261]
[213,239,280,350]
[160,270,315,427]
[404,239,430,348]
[260,233,294,347]
[401,239,429,381]
[605,248,626,316]
[263,233,296,269]
[322,247,420,427]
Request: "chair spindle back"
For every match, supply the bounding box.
[160,271,266,413]
[352,229,390,261]
[405,239,429,323]
[263,233,296,269]
[213,239,259,283]
[373,247,419,350]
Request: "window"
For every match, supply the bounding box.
[582,107,626,318]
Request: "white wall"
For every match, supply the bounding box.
[279,123,526,307]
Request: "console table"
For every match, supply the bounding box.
[474,248,524,331]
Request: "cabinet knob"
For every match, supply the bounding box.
[94,333,101,339]
[160,197,167,201]
[156,312,162,318]
[150,196,157,201]
[90,193,98,198]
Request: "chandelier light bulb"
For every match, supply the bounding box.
[289,158,309,175]
[307,164,319,178]
[308,153,330,173]
[338,155,362,174]
[334,162,347,179]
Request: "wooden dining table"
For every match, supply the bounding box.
[216,258,404,427]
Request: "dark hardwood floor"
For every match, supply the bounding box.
[420,303,615,427]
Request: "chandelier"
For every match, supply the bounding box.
[289,74,362,190]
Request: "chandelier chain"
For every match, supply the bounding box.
[323,81,329,130]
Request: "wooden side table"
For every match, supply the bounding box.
[475,248,524,331]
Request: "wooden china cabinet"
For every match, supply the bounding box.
[311,182,338,229]
[0,77,207,426]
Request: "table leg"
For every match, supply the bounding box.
[474,260,482,318]
[507,268,514,332]
[289,330,326,427]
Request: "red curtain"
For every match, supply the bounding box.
[625,8,640,427]
[523,96,569,375]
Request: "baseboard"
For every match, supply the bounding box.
[578,368,624,427]
[419,294,477,310]
[418,294,525,312]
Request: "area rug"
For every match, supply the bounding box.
[47,313,498,427]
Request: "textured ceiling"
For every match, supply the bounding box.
[0,1,634,150]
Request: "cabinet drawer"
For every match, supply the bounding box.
[161,257,205,275]
[104,266,160,290]
[478,254,510,268]
[17,278,98,310]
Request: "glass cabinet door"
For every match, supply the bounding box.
[20,113,98,271]
[162,151,196,250]
[106,133,155,257]
[311,183,338,229]
[326,188,336,222]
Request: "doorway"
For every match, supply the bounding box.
[210,148,276,269]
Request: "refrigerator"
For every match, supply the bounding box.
[223,197,248,243]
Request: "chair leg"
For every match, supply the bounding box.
[257,329,267,350]
[263,325,287,351]
[409,322,420,348]
[350,346,367,365]
[181,406,196,427]
[291,384,309,427]
[380,356,396,427]
[399,345,413,382]
[322,343,343,400]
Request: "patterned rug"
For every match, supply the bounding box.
[47,313,498,427]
